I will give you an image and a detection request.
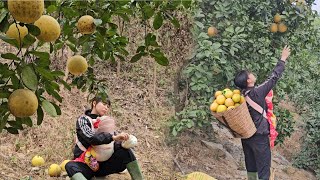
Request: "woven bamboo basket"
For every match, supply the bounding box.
[212,102,256,139]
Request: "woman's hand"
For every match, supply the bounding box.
[281,45,291,62]
[112,133,129,141]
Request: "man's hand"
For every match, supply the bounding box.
[112,133,129,141]
[281,45,291,61]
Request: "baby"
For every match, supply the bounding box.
[84,116,138,171]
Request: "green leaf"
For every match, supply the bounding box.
[0,8,8,23]
[136,46,146,53]
[172,127,177,136]
[47,5,57,13]
[115,54,126,61]
[10,74,20,89]
[51,70,65,77]
[21,117,33,127]
[50,90,62,102]
[22,34,36,47]
[36,67,54,80]
[54,42,64,51]
[0,92,10,98]
[150,48,169,66]
[25,24,40,36]
[93,19,102,26]
[1,53,20,61]
[182,0,192,9]
[0,35,19,47]
[79,35,90,44]
[130,52,147,63]
[153,12,163,30]
[21,65,38,91]
[170,17,180,28]
[88,56,95,66]
[36,106,44,125]
[8,120,22,130]
[0,14,9,33]
[0,113,9,133]
[117,13,130,22]
[51,103,61,116]
[195,21,204,29]
[5,127,19,134]
[186,120,195,128]
[42,100,58,117]
[145,33,158,47]
[142,5,154,20]
[67,43,77,52]
[35,55,50,67]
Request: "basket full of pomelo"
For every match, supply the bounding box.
[210,88,256,139]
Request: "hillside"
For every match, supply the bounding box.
[0,13,317,180]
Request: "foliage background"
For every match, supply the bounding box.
[171,0,320,177]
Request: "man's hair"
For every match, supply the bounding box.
[234,70,250,90]
[91,96,111,108]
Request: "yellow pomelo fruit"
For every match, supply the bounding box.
[48,164,61,177]
[232,94,241,103]
[214,91,222,98]
[278,23,287,33]
[223,88,231,92]
[224,98,235,107]
[296,0,306,5]
[31,155,45,167]
[233,89,240,94]
[216,105,227,113]
[8,89,38,117]
[60,160,70,172]
[207,26,218,37]
[77,15,95,34]
[270,23,278,33]
[224,90,233,98]
[234,103,240,107]
[216,95,226,105]
[240,96,245,104]
[213,100,217,104]
[6,23,28,46]
[67,55,88,75]
[210,102,219,112]
[8,0,44,23]
[274,13,281,23]
[186,171,217,180]
[227,106,235,110]
[34,15,61,42]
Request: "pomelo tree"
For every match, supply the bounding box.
[0,0,192,133]
[171,0,319,176]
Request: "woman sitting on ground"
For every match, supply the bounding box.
[65,96,143,180]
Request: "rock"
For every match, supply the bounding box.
[283,166,297,175]
[272,152,291,166]
[200,140,238,168]
[211,122,234,139]
[31,167,40,171]
[201,140,225,158]
[222,139,244,165]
